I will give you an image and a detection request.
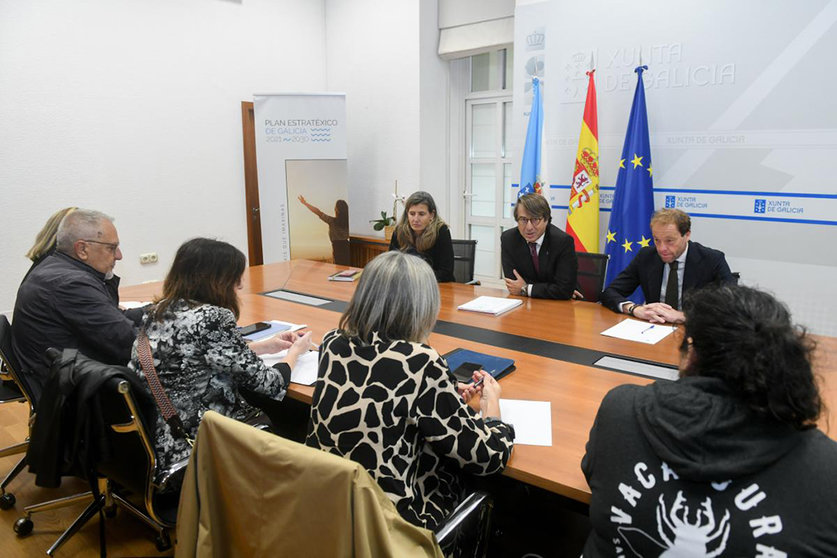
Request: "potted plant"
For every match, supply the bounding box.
[369,210,396,240]
[369,180,404,241]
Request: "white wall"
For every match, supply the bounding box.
[514,0,837,335]
[325,0,451,236]
[1,0,456,317]
[0,0,328,314]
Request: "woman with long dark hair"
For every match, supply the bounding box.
[130,238,311,478]
[388,191,455,282]
[582,285,837,555]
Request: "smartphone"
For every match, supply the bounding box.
[238,322,271,336]
[451,362,482,383]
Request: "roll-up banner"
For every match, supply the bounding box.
[253,93,349,265]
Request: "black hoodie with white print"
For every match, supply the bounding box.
[582,376,837,557]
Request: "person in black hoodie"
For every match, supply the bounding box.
[582,285,837,557]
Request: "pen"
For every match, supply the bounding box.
[640,324,655,334]
[472,376,485,389]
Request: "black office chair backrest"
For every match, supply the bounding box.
[576,252,609,303]
[451,239,477,284]
[97,378,155,494]
[0,315,34,408]
[96,376,177,527]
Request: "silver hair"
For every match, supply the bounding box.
[339,251,440,344]
[56,209,115,254]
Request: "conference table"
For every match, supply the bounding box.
[120,260,837,505]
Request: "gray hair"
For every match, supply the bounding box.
[56,209,115,254]
[339,251,440,344]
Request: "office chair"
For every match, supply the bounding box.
[451,239,479,284]
[0,315,35,510]
[14,351,186,556]
[177,411,493,557]
[575,252,609,303]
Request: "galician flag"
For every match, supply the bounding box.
[604,65,655,303]
[566,70,599,252]
[519,77,544,197]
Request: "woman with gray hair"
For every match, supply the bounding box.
[306,251,514,530]
[389,191,455,282]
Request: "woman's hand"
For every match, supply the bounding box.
[477,371,502,419]
[283,331,313,368]
[457,382,477,403]
[248,330,297,355]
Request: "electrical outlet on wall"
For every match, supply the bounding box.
[139,252,158,265]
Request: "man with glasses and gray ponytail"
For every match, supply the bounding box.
[501,193,578,299]
[12,208,142,402]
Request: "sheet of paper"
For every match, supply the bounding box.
[243,320,306,342]
[457,296,522,316]
[259,349,318,386]
[120,301,150,309]
[498,399,552,446]
[600,319,676,344]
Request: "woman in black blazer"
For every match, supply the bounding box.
[388,191,455,282]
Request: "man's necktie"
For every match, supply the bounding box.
[664,261,679,309]
[529,242,540,275]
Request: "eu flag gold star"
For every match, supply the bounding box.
[647,166,653,176]
[606,230,616,243]
[619,158,625,169]
[622,239,633,252]
[631,154,643,168]
[638,235,651,248]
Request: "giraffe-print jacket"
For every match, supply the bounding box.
[306,329,515,530]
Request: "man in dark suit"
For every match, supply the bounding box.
[601,208,734,323]
[501,193,577,299]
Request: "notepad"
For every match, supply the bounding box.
[499,399,552,446]
[600,319,676,344]
[328,269,362,282]
[457,296,522,316]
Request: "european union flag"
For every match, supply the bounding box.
[604,66,655,303]
[519,77,543,197]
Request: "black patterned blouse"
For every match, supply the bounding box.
[305,329,515,530]
[129,299,289,479]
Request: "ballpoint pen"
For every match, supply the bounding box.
[640,324,655,334]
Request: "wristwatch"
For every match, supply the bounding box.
[520,285,528,296]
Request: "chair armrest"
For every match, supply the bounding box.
[155,456,191,492]
[435,491,493,551]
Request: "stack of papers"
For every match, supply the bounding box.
[259,350,319,386]
[328,269,362,282]
[457,296,522,316]
[600,319,676,344]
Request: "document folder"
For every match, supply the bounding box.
[443,348,515,383]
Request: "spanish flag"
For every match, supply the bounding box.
[566,70,599,252]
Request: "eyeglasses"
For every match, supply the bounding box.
[82,239,120,254]
[515,217,543,226]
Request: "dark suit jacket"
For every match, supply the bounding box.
[600,241,734,312]
[389,224,455,282]
[501,224,578,299]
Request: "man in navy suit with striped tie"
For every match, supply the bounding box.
[501,193,577,300]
